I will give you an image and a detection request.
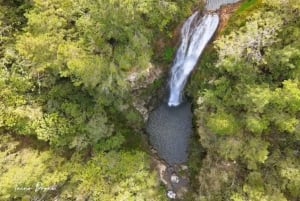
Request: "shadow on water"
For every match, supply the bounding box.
[146,102,193,165]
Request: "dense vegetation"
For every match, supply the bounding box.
[1,0,300,200]
[0,0,198,200]
[189,0,300,200]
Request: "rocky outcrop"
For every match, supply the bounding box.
[216,1,242,34]
[151,153,190,200]
[126,63,164,121]
[126,63,163,90]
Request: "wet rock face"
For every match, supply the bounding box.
[206,0,241,11]
[146,102,192,165]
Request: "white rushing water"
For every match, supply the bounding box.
[168,12,219,106]
[147,0,242,166]
[168,0,241,107]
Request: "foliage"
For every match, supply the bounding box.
[66,151,165,201]
[6,0,198,150]
[0,135,164,200]
[0,0,198,200]
[0,135,68,200]
[164,47,176,63]
[191,0,300,200]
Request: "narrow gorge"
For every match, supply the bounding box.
[146,0,241,198]
[147,0,241,166]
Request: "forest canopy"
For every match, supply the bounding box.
[0,0,198,200]
[189,0,300,200]
[0,0,300,200]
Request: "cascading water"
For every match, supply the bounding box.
[147,0,241,166]
[168,0,241,107]
[168,12,219,106]
[147,0,241,198]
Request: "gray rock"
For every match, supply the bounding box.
[167,190,176,199]
[206,0,241,11]
[171,174,180,184]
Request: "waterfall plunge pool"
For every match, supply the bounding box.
[146,102,193,164]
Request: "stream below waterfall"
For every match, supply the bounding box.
[146,0,241,166]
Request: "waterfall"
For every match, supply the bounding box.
[168,12,219,106]
[168,0,241,107]
[147,1,242,197]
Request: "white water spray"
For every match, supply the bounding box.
[168,12,219,106]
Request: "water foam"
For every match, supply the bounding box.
[168,13,219,106]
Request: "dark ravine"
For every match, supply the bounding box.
[147,0,241,166]
[145,0,242,199]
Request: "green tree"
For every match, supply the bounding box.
[192,0,300,200]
